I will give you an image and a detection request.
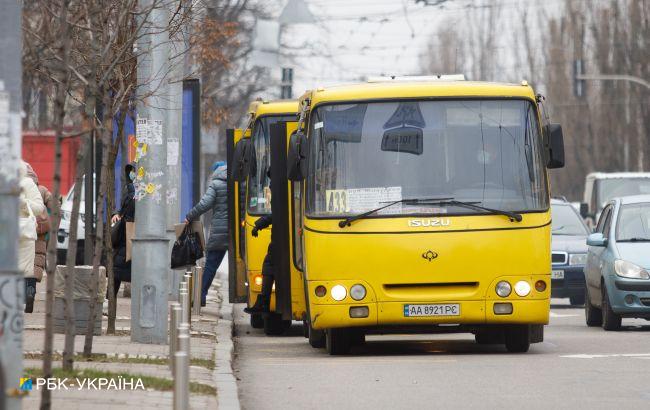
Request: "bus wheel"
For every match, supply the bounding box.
[250,313,264,329]
[263,313,286,336]
[350,330,365,346]
[326,328,351,355]
[504,325,530,353]
[308,324,325,348]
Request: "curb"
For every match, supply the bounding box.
[213,272,241,410]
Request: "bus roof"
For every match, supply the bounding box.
[300,80,536,108]
[248,99,299,118]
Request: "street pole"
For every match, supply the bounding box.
[131,0,170,344]
[166,2,184,299]
[0,0,24,408]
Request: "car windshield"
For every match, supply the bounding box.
[616,202,650,241]
[306,99,548,217]
[248,115,294,214]
[597,178,650,212]
[551,204,588,236]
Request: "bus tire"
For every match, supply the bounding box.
[350,330,365,346]
[504,325,530,353]
[601,287,621,331]
[308,324,326,348]
[263,313,286,335]
[585,288,602,327]
[250,313,264,329]
[326,328,351,355]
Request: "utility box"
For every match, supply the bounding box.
[53,265,107,335]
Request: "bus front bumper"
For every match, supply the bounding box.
[310,299,549,330]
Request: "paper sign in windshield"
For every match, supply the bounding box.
[326,186,402,213]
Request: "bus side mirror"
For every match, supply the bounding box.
[231,139,254,182]
[579,202,589,218]
[546,123,565,169]
[287,131,308,181]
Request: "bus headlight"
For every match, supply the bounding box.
[331,285,347,301]
[514,281,531,297]
[350,284,366,301]
[495,281,511,297]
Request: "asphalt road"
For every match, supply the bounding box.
[233,300,650,410]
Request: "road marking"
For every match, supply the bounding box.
[561,353,650,359]
[550,312,579,318]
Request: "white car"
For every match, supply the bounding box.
[57,175,95,264]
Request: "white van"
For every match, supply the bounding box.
[581,172,650,222]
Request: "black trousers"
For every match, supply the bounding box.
[261,243,274,296]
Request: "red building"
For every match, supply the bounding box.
[22,130,82,194]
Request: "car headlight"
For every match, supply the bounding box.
[350,284,366,301]
[614,260,650,279]
[330,285,347,301]
[495,281,512,297]
[514,281,531,297]
[569,253,587,266]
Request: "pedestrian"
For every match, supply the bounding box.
[24,163,53,313]
[184,161,228,307]
[243,214,273,313]
[18,161,46,313]
[109,163,135,299]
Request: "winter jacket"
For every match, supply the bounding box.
[18,161,46,279]
[113,163,135,281]
[186,165,228,251]
[25,163,53,281]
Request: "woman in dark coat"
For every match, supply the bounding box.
[110,163,135,297]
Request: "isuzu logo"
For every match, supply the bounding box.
[422,250,438,261]
[408,218,451,227]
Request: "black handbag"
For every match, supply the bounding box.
[111,218,125,248]
[171,225,204,268]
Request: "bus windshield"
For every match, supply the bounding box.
[306,99,548,217]
[248,115,294,214]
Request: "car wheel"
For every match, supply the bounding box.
[601,286,621,331]
[584,288,602,327]
[326,328,352,355]
[250,313,264,329]
[504,325,530,353]
[570,293,585,306]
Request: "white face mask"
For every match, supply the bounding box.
[129,171,136,180]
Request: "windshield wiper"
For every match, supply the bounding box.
[338,197,454,228]
[619,237,650,242]
[416,199,523,222]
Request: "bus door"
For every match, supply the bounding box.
[269,121,293,320]
[227,128,252,303]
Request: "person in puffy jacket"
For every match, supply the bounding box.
[24,163,53,313]
[18,161,46,313]
[184,161,228,306]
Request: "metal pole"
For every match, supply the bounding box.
[173,324,190,410]
[169,302,181,370]
[180,288,190,326]
[575,73,650,89]
[132,0,170,344]
[192,266,203,315]
[0,0,24,407]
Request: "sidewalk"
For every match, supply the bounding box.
[20,267,224,410]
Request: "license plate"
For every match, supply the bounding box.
[404,303,460,317]
[552,270,564,279]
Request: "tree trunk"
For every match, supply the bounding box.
[83,92,113,356]
[41,1,72,408]
[61,131,88,370]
